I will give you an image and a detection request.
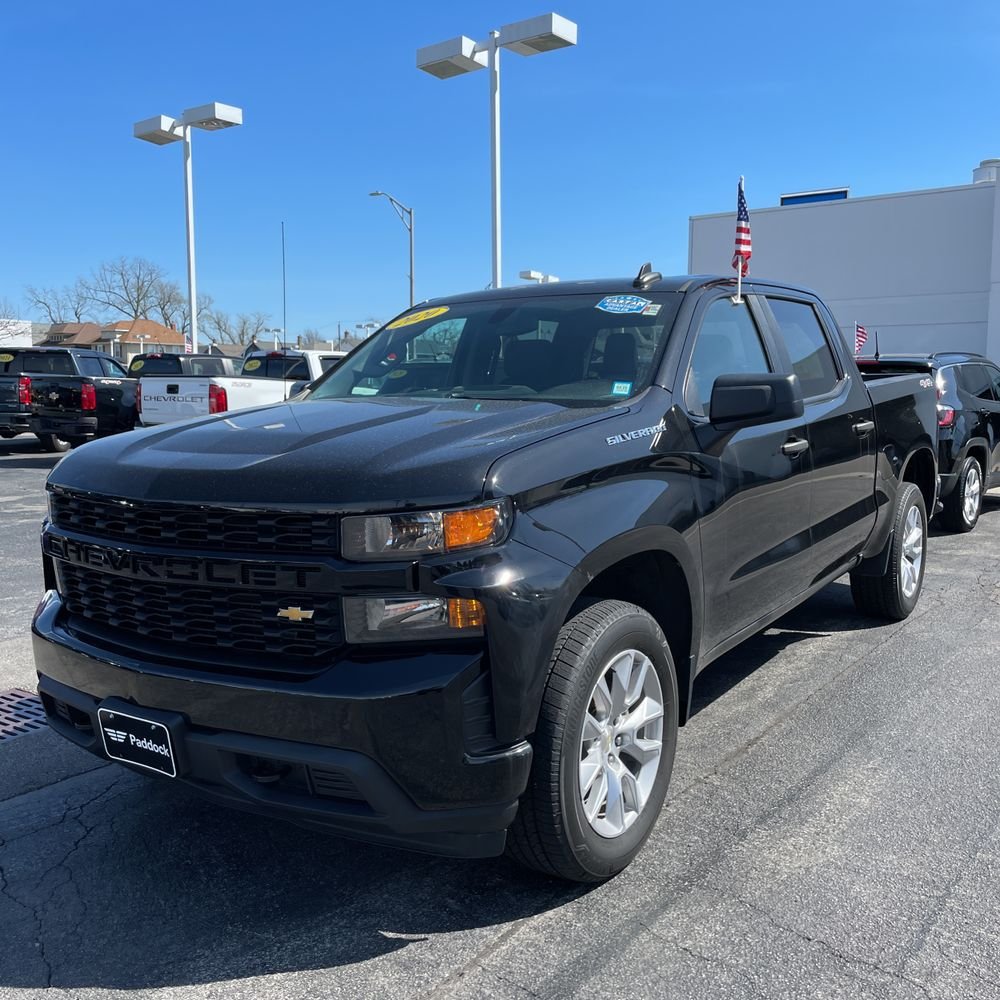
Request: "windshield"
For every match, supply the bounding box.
[308,293,681,404]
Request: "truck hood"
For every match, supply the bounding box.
[49,396,623,509]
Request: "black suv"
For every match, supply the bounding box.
[859,353,1000,531]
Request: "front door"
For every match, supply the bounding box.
[680,294,815,652]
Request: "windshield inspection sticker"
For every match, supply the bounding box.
[244,359,262,371]
[611,381,633,397]
[386,306,449,330]
[596,295,651,315]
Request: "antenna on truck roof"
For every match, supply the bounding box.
[633,262,662,290]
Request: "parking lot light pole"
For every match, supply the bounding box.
[370,191,415,307]
[416,14,577,290]
[133,103,243,353]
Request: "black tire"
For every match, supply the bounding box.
[507,600,678,882]
[850,482,927,620]
[939,456,982,533]
[35,433,71,453]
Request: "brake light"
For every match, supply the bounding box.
[208,384,228,414]
[937,405,956,428]
[17,376,30,406]
[80,383,97,411]
[267,351,285,358]
[136,389,142,413]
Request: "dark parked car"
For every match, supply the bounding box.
[0,347,135,452]
[858,353,1000,532]
[34,273,938,881]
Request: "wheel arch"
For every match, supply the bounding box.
[900,445,937,513]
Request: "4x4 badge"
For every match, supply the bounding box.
[277,606,315,622]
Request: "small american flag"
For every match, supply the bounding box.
[854,323,868,354]
[732,177,752,277]
[184,336,193,355]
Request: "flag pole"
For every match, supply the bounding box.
[733,175,744,304]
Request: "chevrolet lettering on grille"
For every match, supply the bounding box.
[44,535,323,591]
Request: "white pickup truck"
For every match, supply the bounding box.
[137,349,347,427]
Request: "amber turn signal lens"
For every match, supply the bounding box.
[443,506,500,551]
[448,598,485,629]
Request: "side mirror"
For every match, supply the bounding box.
[709,373,803,428]
[288,380,311,397]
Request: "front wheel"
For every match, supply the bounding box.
[35,433,71,453]
[939,456,982,533]
[506,600,678,882]
[850,482,927,620]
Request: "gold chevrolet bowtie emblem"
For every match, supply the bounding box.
[277,606,315,623]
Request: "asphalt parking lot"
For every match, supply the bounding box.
[2,432,1000,1000]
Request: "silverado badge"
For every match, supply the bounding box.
[277,606,315,622]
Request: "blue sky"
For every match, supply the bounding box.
[3,1,999,337]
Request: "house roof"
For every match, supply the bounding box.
[36,322,103,346]
[208,342,249,358]
[102,318,184,345]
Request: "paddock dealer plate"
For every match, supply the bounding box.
[98,707,177,777]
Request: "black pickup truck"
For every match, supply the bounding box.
[33,273,938,881]
[0,347,136,452]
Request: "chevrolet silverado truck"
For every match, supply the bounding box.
[0,347,135,452]
[137,349,345,426]
[33,273,938,881]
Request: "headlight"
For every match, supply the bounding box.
[344,596,485,643]
[341,500,510,562]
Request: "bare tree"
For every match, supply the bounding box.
[205,308,270,345]
[24,280,91,324]
[84,257,166,319]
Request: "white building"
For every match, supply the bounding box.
[0,319,32,348]
[688,160,1000,361]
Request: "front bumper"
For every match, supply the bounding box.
[33,591,532,859]
[29,415,98,439]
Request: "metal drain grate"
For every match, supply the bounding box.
[0,689,47,742]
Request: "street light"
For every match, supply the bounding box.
[370,191,415,307]
[417,14,577,290]
[133,102,243,353]
[519,269,560,283]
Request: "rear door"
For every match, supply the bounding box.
[980,363,1000,485]
[680,293,815,650]
[762,295,876,577]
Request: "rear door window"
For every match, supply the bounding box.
[766,298,841,397]
[684,298,773,416]
[77,357,104,377]
[986,364,1000,401]
[958,364,993,400]
[101,357,128,377]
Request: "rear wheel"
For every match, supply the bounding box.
[939,456,982,533]
[35,433,71,453]
[850,482,927,620]
[507,600,678,882]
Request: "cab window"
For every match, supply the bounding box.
[684,298,772,417]
[767,298,841,397]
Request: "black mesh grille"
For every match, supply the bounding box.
[49,490,338,554]
[58,562,343,672]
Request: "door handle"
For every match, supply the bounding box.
[781,438,810,457]
[852,420,876,437]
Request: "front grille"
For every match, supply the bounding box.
[58,562,343,672]
[49,490,339,555]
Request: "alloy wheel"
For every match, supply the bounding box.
[899,505,924,599]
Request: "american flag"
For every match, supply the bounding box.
[854,323,868,354]
[732,177,752,277]
[184,336,193,355]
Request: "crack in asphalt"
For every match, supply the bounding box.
[703,885,936,1000]
[1,771,131,987]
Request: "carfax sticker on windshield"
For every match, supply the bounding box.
[244,359,262,371]
[0,354,14,363]
[386,306,450,330]
[611,381,633,397]
[596,295,651,315]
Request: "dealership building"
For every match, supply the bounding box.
[688,160,1000,361]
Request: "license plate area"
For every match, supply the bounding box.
[98,706,178,777]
